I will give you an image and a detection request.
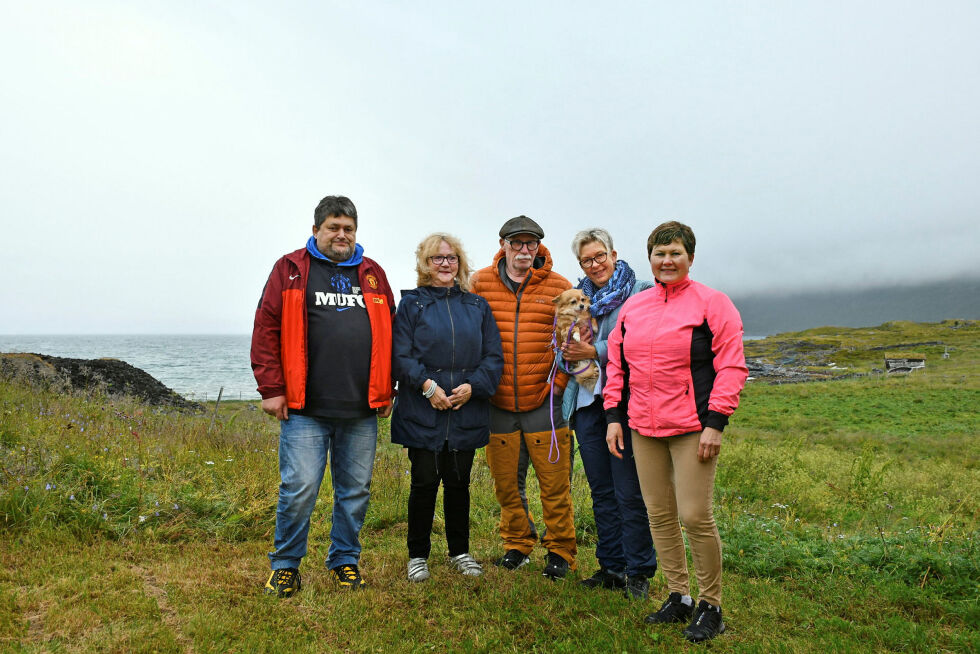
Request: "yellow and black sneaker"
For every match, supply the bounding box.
[264,568,301,597]
[332,564,365,590]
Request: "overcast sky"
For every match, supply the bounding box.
[2,1,978,334]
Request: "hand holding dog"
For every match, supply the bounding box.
[562,339,596,361]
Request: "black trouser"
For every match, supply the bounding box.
[407,445,476,559]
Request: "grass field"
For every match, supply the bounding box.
[1,320,977,652]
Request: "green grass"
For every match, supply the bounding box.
[1,320,978,652]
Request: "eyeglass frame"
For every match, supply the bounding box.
[428,254,459,265]
[578,251,609,269]
[504,238,540,252]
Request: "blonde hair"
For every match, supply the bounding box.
[415,233,473,291]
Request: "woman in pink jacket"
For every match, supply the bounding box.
[604,221,747,644]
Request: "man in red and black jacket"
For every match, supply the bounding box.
[251,195,394,598]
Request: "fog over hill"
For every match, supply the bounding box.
[731,278,980,336]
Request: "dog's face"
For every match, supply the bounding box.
[552,289,591,316]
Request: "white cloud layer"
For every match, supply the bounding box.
[2,1,978,333]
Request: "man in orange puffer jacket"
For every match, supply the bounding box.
[470,215,576,579]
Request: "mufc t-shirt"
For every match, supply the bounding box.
[293,258,374,419]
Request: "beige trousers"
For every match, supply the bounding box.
[632,430,722,606]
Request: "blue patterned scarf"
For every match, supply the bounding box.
[578,259,636,317]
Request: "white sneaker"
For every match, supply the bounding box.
[407,557,430,582]
[449,553,483,577]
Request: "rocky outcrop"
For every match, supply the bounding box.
[745,358,823,384]
[0,353,202,411]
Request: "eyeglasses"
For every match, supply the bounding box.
[428,255,458,265]
[579,252,609,268]
[505,238,540,252]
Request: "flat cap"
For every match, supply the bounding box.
[499,215,545,240]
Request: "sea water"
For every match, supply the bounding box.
[1,333,772,403]
[0,335,258,401]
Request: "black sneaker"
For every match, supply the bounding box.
[683,600,726,643]
[579,568,626,590]
[644,592,694,624]
[332,564,365,590]
[624,575,649,600]
[264,568,301,597]
[494,549,530,570]
[541,551,570,580]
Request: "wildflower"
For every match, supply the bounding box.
[103,513,108,520]
[154,511,160,517]
[69,495,75,501]
[139,515,147,523]
[155,501,159,507]
[45,483,52,491]
[24,486,29,491]
[173,504,180,510]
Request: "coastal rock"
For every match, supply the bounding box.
[0,353,202,411]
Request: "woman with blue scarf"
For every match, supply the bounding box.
[561,228,658,599]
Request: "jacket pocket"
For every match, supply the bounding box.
[651,378,700,432]
[395,393,438,429]
[453,399,491,430]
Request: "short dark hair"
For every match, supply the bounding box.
[314,196,358,228]
[647,221,696,258]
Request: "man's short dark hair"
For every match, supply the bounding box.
[647,220,696,258]
[314,196,358,228]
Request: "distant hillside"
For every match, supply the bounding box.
[732,278,980,336]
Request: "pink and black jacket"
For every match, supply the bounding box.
[603,277,748,438]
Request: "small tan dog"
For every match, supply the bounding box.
[552,289,600,391]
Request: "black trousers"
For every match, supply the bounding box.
[407,445,476,559]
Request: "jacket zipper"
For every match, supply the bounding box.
[445,289,456,446]
[511,276,530,412]
[650,283,669,428]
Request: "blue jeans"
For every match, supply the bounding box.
[269,414,378,571]
[574,400,657,577]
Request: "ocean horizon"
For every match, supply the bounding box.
[1,332,771,401]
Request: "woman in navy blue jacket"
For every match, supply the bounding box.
[391,233,503,582]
